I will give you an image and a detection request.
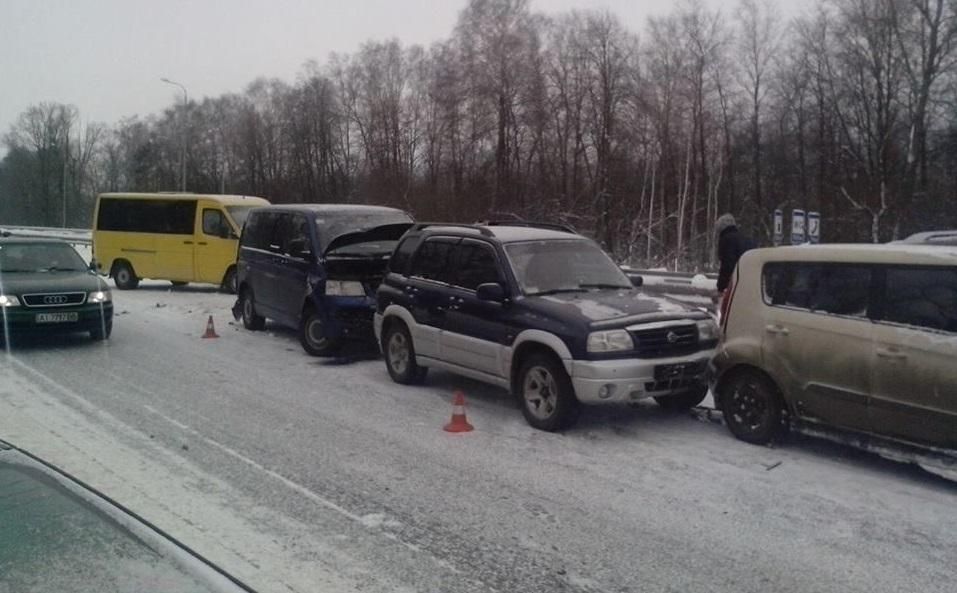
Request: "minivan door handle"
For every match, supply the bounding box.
[876,347,907,360]
[183,240,194,245]
[764,324,790,336]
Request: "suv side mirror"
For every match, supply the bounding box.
[476,282,506,303]
[630,274,644,288]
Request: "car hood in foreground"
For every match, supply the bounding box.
[0,271,108,295]
[522,289,708,329]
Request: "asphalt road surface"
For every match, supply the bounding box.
[1,282,954,593]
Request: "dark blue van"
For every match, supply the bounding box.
[234,205,413,356]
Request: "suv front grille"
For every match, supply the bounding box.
[629,323,698,358]
[22,292,87,307]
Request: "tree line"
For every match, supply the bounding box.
[2,0,956,269]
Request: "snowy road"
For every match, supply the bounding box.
[1,283,955,593]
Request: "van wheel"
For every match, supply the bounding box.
[113,261,139,290]
[654,385,708,411]
[240,288,265,331]
[383,321,427,384]
[300,308,340,356]
[720,370,785,444]
[221,267,238,294]
[518,354,579,432]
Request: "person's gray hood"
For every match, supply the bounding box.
[715,214,736,236]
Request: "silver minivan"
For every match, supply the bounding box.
[712,244,957,450]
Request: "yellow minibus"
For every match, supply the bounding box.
[92,193,269,292]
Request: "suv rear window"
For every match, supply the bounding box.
[763,263,871,317]
[880,267,957,333]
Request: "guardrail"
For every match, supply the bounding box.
[0,226,92,245]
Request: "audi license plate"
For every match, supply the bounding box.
[654,362,702,381]
[36,312,78,323]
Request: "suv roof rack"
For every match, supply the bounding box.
[410,223,494,237]
[479,220,577,234]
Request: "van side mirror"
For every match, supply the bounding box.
[630,274,644,288]
[287,238,313,260]
[476,282,506,303]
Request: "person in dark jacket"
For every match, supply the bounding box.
[716,213,754,292]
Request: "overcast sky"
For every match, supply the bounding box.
[0,0,788,140]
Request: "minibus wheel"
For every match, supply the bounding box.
[112,261,139,290]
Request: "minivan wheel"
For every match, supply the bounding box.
[383,322,427,384]
[221,267,238,294]
[518,354,579,432]
[113,261,139,290]
[654,385,708,411]
[720,370,785,444]
[241,288,266,331]
[300,308,340,356]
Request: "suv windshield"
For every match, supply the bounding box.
[317,210,413,252]
[0,243,88,273]
[505,239,631,295]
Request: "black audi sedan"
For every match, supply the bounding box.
[0,236,113,340]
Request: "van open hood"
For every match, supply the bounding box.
[323,223,414,256]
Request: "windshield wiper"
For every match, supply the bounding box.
[526,288,588,296]
[579,283,631,290]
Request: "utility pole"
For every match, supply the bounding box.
[160,77,188,192]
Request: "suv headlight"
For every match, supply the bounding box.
[325,281,366,297]
[0,294,21,307]
[587,329,633,353]
[697,319,719,342]
[88,290,112,304]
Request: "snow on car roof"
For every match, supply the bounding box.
[746,243,957,264]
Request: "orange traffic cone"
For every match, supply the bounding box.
[201,315,219,339]
[444,391,474,433]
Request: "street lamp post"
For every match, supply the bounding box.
[160,77,188,192]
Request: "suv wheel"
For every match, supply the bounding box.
[300,307,340,356]
[518,354,579,431]
[383,321,427,384]
[720,370,785,444]
[240,288,266,331]
[654,385,708,411]
[113,261,139,290]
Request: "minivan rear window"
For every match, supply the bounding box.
[763,263,871,317]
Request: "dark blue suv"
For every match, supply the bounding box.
[235,205,412,355]
[375,223,718,431]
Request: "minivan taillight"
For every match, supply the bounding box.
[719,274,736,333]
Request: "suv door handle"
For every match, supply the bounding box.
[876,348,907,360]
[765,324,790,336]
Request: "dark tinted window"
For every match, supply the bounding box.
[284,214,312,255]
[409,238,456,283]
[451,241,501,290]
[202,209,229,237]
[97,198,196,234]
[389,236,420,275]
[764,263,870,317]
[241,212,274,250]
[881,267,957,333]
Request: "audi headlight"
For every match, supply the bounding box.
[325,281,366,297]
[0,294,21,307]
[88,290,112,304]
[697,319,719,342]
[587,329,633,353]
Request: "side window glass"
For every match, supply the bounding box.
[284,215,313,257]
[763,263,869,317]
[808,266,870,317]
[389,236,420,275]
[883,267,957,333]
[202,209,228,237]
[409,239,455,283]
[453,243,501,290]
[268,213,291,253]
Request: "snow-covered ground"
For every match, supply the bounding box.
[0,282,955,593]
